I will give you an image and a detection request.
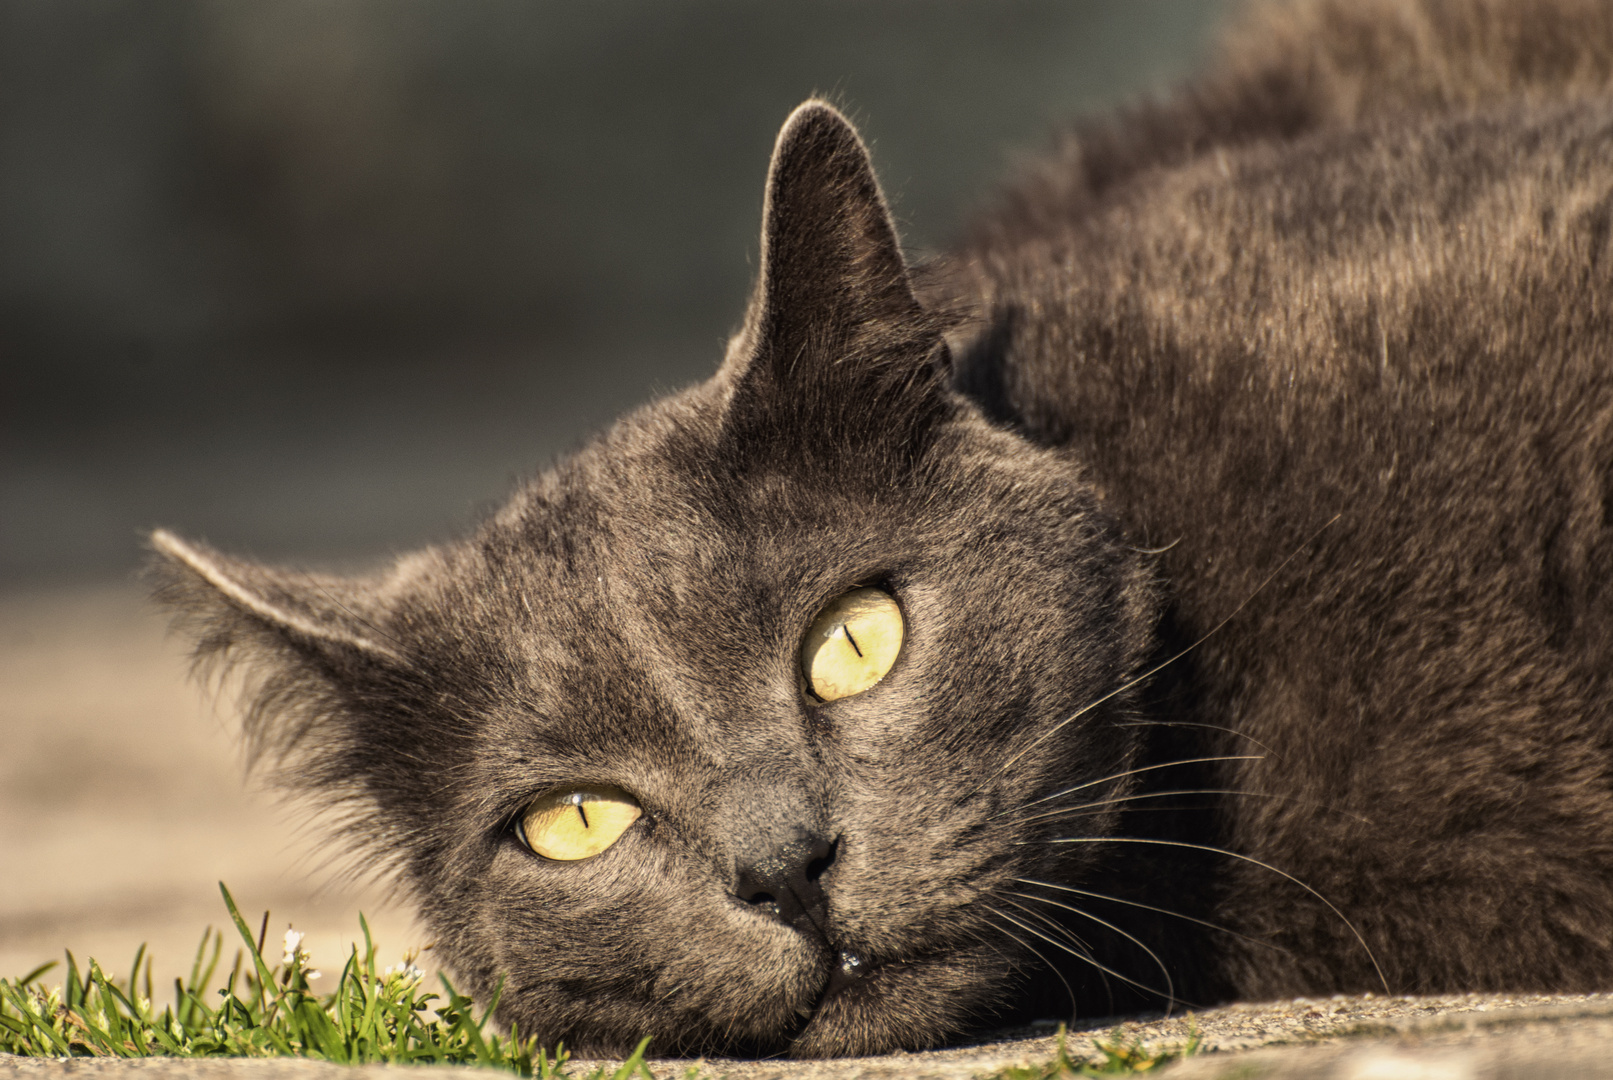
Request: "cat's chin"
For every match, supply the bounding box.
[786,945,1013,1058]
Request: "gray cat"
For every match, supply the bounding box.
[152,0,1613,1059]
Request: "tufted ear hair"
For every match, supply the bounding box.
[719,101,951,467]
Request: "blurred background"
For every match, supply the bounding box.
[2,0,1229,586]
[0,0,1226,994]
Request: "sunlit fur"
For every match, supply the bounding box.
[153,0,1613,1059]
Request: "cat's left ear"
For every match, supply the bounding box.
[721,101,949,455]
[736,100,925,351]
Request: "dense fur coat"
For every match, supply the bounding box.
[154,0,1613,1059]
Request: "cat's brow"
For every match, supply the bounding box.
[974,514,1342,793]
[1034,835,1389,994]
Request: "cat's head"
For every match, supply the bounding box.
[151,102,1158,1057]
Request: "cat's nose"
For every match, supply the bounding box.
[734,835,836,939]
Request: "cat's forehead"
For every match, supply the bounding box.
[490,385,924,588]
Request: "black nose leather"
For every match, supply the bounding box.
[734,835,836,938]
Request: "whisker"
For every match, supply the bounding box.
[981,908,1077,1020]
[994,901,1109,1010]
[1124,537,1182,555]
[311,583,411,655]
[1015,787,1371,827]
[1003,892,1185,1014]
[1007,756,1265,817]
[976,515,1340,791]
[1014,877,1289,955]
[999,893,1095,957]
[989,902,1175,1006]
[1033,835,1390,994]
[1117,719,1282,760]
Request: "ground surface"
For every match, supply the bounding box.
[0,584,419,987]
[8,585,1613,1079]
[9,995,1613,1077]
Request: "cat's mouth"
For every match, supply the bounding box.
[785,931,1021,1057]
[820,949,872,1000]
[789,945,973,1058]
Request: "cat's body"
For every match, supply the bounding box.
[950,0,1613,1005]
[154,0,1613,1059]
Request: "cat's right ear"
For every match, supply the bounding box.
[732,100,926,358]
[150,529,403,665]
[149,528,414,770]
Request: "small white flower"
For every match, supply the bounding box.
[383,961,424,983]
[281,926,317,973]
[305,969,322,980]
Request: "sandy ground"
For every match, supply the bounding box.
[0,583,425,990]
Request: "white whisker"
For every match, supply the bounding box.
[1003,892,1184,1013]
[989,901,1175,1005]
[1016,787,1370,827]
[976,515,1340,791]
[982,907,1076,1019]
[1014,876,1288,954]
[1007,756,1264,817]
[1118,719,1281,760]
[1032,835,1389,993]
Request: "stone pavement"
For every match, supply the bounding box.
[9,993,1613,1078]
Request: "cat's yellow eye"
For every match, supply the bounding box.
[800,587,904,702]
[518,786,642,861]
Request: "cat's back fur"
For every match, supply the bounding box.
[949,0,1613,999]
[151,0,1613,1059]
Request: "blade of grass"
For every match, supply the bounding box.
[17,962,57,987]
[218,884,282,1025]
[126,944,147,1006]
[63,952,83,1015]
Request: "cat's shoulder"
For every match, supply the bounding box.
[973,0,1613,248]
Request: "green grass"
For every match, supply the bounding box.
[0,882,645,1077]
[0,883,1196,1076]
